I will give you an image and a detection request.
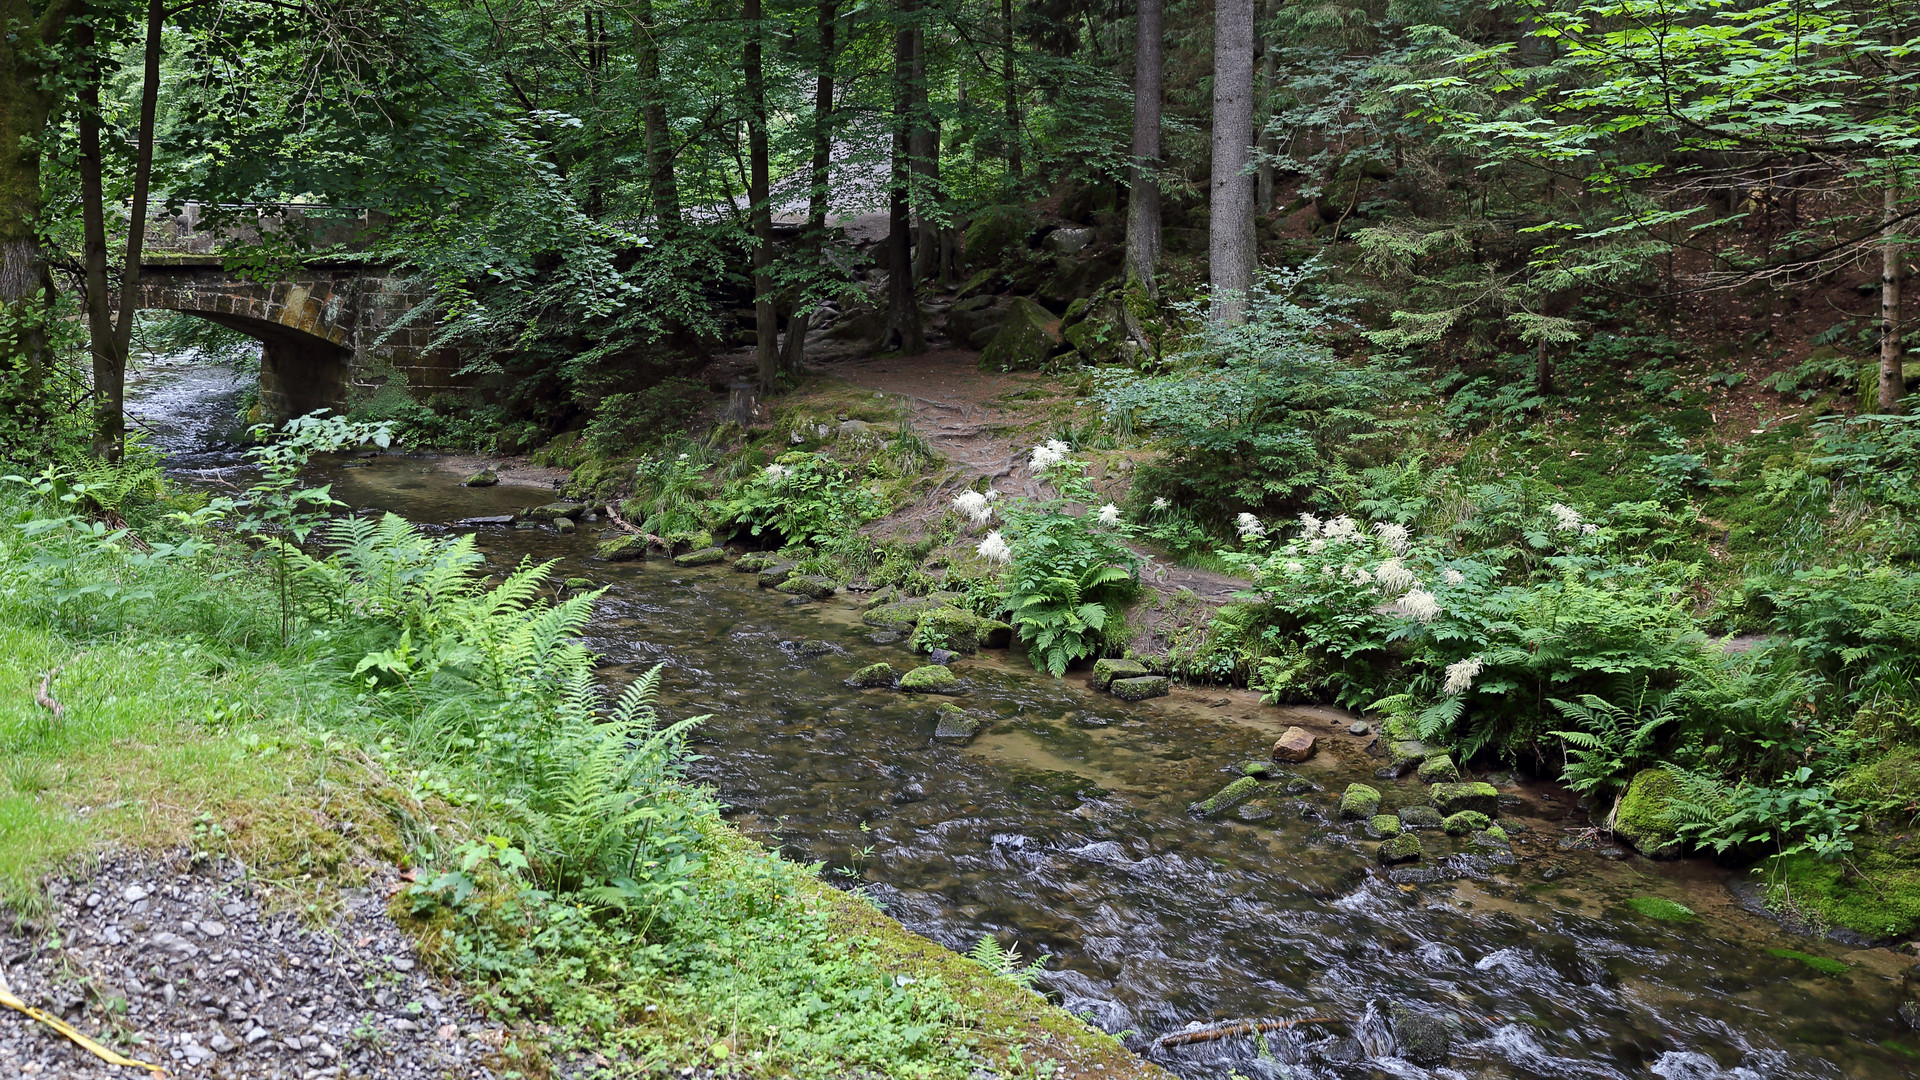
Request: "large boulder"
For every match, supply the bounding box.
[1036,253,1119,311]
[911,607,1013,655]
[979,297,1061,371]
[962,206,1038,273]
[1613,768,1686,858]
[945,296,1009,347]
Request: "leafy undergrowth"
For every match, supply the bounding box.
[0,459,1156,1079]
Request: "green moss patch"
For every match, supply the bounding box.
[1625,897,1696,922]
[1765,948,1851,977]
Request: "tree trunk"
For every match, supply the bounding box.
[1001,0,1020,180]
[880,0,925,354]
[1535,334,1554,398]
[79,19,118,460]
[635,0,680,227]
[1124,0,1162,297]
[783,0,838,373]
[1881,178,1906,413]
[909,25,941,284]
[91,0,164,457]
[745,0,778,391]
[0,0,73,429]
[1208,0,1255,324]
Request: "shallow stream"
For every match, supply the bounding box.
[130,361,1919,1080]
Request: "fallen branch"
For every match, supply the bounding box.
[1150,1016,1338,1050]
[35,667,65,719]
[0,969,168,1076]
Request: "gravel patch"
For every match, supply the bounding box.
[1,849,510,1079]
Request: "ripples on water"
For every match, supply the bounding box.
[132,366,1916,1080]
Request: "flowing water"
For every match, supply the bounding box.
[130,359,1920,1080]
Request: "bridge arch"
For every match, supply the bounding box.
[135,256,467,421]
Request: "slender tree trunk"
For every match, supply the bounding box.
[1001,0,1020,180]
[1535,333,1553,398]
[635,0,680,227]
[745,0,778,391]
[1881,178,1906,413]
[79,19,118,460]
[1124,0,1162,298]
[91,0,164,458]
[1208,0,1255,324]
[909,26,941,284]
[880,0,926,354]
[783,0,838,373]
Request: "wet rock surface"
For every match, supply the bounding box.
[0,850,509,1080]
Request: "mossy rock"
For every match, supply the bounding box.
[1470,829,1511,850]
[1384,740,1438,778]
[735,551,777,573]
[1240,761,1275,779]
[1614,768,1685,858]
[757,561,799,588]
[1766,848,1920,941]
[932,703,982,743]
[962,205,1037,272]
[1110,675,1170,701]
[659,529,713,554]
[899,665,961,694]
[563,577,594,590]
[1091,657,1149,690]
[1416,754,1460,784]
[1339,783,1382,820]
[1442,810,1491,836]
[1397,806,1444,830]
[1625,897,1696,922]
[462,469,498,487]
[596,536,646,561]
[847,662,897,689]
[911,606,1012,655]
[978,297,1061,371]
[1190,776,1261,820]
[672,546,728,567]
[862,596,947,629]
[523,501,586,521]
[776,574,838,599]
[1378,832,1423,865]
[1369,814,1403,838]
[1429,781,1499,817]
[1390,1005,1450,1067]
[553,517,577,533]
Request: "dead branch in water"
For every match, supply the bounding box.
[1150,1016,1338,1050]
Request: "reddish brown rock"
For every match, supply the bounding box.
[1271,726,1317,763]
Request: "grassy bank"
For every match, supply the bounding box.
[0,465,1154,1079]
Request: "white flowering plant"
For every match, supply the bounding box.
[992,447,1144,676]
[716,452,886,548]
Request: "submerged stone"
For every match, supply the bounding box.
[932,703,982,743]
[1429,781,1499,817]
[1625,897,1696,922]
[1416,754,1460,784]
[1390,1005,1450,1067]
[1442,810,1491,836]
[1378,833,1423,865]
[1110,675,1170,701]
[1339,783,1382,820]
[1397,806,1444,830]
[595,536,645,561]
[1091,657,1149,690]
[1190,776,1262,820]
[847,662,897,688]
[1271,726,1317,763]
[1235,803,1275,823]
[672,546,728,566]
[899,665,960,693]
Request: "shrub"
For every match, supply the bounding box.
[584,378,709,457]
[716,452,886,549]
[993,450,1141,675]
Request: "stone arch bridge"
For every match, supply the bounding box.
[135,206,463,420]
